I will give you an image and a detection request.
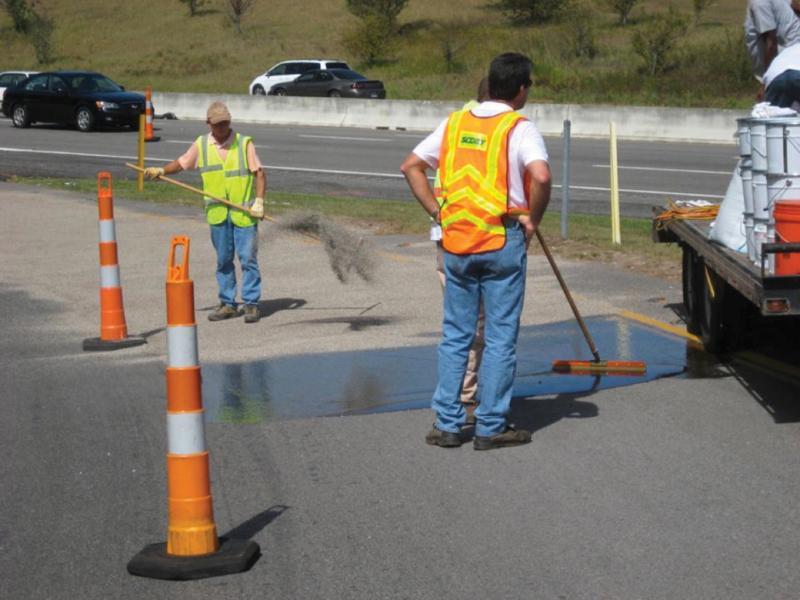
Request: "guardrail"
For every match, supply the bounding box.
[152,92,748,145]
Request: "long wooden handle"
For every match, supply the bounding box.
[125,162,275,223]
[535,229,602,363]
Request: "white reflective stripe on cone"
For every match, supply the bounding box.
[167,411,206,455]
[99,265,120,288]
[167,326,199,368]
[98,220,117,243]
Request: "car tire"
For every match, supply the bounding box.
[11,104,30,128]
[253,85,266,95]
[275,88,287,97]
[76,106,95,132]
[328,90,342,98]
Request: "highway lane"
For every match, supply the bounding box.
[0,117,739,218]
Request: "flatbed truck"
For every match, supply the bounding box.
[652,207,800,353]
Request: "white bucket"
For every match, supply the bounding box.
[767,175,800,221]
[736,117,751,157]
[767,222,776,274]
[765,118,800,175]
[744,213,756,262]
[750,119,768,171]
[740,159,754,214]
[753,171,769,221]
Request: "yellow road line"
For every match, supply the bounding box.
[618,310,701,343]
[732,350,800,380]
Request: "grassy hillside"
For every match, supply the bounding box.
[0,0,755,107]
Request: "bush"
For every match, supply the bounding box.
[346,0,408,30]
[632,7,690,76]
[493,0,567,25]
[2,0,32,32]
[563,2,598,59]
[342,15,398,67]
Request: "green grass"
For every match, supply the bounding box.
[12,175,681,277]
[0,0,754,108]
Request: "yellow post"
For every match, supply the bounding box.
[137,113,146,192]
[609,121,621,245]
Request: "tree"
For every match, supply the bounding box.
[600,0,639,26]
[2,0,33,32]
[225,0,254,35]
[180,0,206,17]
[346,0,408,28]
[28,8,54,64]
[493,0,566,25]
[632,7,689,76]
[342,14,397,66]
[564,2,598,59]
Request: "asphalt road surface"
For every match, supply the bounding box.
[0,116,739,218]
[2,179,800,600]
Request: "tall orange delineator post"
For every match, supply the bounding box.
[127,237,259,581]
[83,173,146,352]
[144,86,161,142]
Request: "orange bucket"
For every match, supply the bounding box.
[774,200,800,275]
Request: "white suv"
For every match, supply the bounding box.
[249,59,351,95]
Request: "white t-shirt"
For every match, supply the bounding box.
[745,0,800,80]
[765,41,800,86]
[414,101,549,241]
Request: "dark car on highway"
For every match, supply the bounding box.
[268,69,386,99]
[1,70,146,132]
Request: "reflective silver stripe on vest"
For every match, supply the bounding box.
[100,265,120,288]
[167,326,199,368]
[199,164,224,174]
[98,220,116,243]
[167,411,206,455]
[204,199,221,208]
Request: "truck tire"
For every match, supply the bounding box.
[682,247,702,334]
[699,262,726,353]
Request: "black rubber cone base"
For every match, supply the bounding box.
[145,136,161,142]
[83,335,146,352]
[127,537,260,581]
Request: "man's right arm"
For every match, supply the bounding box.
[145,141,197,179]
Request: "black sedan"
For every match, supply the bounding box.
[2,70,146,132]
[268,69,386,99]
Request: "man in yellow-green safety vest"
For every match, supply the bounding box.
[146,102,267,324]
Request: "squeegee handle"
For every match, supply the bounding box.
[124,162,277,223]
[535,229,602,363]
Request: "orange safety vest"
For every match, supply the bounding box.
[439,109,529,254]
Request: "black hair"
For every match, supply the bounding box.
[488,53,533,102]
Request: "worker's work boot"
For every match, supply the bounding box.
[208,304,240,322]
[244,305,260,324]
[425,425,462,448]
[473,425,531,451]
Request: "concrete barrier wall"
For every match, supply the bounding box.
[152,92,748,144]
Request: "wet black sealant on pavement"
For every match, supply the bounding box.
[201,315,724,424]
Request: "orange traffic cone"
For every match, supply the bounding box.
[83,174,146,352]
[144,86,161,142]
[127,237,259,580]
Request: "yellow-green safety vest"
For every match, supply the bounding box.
[197,133,256,227]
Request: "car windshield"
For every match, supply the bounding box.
[329,70,367,81]
[66,74,123,93]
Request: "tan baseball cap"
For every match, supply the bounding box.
[206,102,232,124]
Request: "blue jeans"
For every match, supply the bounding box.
[432,225,527,437]
[765,69,800,109]
[209,214,261,307]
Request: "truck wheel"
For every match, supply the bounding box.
[699,263,726,353]
[682,247,702,334]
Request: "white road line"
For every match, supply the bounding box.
[0,146,723,197]
[298,134,392,142]
[592,164,731,175]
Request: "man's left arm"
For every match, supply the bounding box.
[401,153,441,224]
[248,140,267,218]
[518,160,551,247]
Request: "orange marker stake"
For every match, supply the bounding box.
[128,237,259,581]
[83,173,146,351]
